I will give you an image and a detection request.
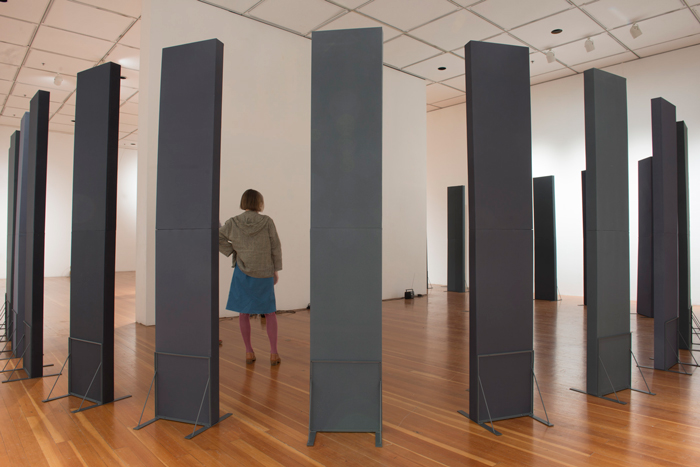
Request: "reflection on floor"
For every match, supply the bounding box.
[0,273,698,466]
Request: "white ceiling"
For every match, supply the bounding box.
[202,0,700,112]
[1,0,699,133]
[0,0,140,149]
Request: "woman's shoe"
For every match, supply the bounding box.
[270,354,281,366]
[245,352,256,364]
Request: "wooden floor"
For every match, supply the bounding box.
[1,273,700,466]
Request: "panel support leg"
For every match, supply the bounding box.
[457,377,502,436]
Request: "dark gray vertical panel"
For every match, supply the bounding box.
[584,69,630,396]
[447,186,466,293]
[24,91,50,378]
[534,176,557,301]
[309,28,383,443]
[581,171,587,306]
[466,41,533,423]
[677,122,691,350]
[652,98,678,370]
[69,62,121,402]
[6,131,20,338]
[13,113,30,357]
[155,39,222,426]
[637,157,653,318]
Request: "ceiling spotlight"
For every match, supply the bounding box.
[54,73,63,86]
[438,66,446,70]
[584,38,595,52]
[546,50,555,63]
[630,23,642,39]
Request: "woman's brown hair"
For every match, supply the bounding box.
[240,189,264,212]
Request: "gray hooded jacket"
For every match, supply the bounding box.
[218,211,282,278]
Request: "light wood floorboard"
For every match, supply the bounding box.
[0,273,699,465]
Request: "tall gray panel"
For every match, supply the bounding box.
[466,41,534,425]
[637,158,653,318]
[447,186,466,293]
[13,114,30,357]
[24,91,50,378]
[677,122,691,350]
[309,28,383,447]
[652,98,678,370]
[582,171,587,306]
[153,39,223,429]
[6,131,20,339]
[534,176,557,301]
[69,62,121,403]
[584,69,630,396]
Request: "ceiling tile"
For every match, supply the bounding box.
[50,122,75,134]
[25,49,94,76]
[16,67,76,92]
[529,51,565,76]
[0,80,12,94]
[0,115,21,128]
[570,51,637,73]
[12,82,72,102]
[551,32,627,66]
[58,103,76,116]
[51,113,75,125]
[471,0,571,30]
[0,16,37,46]
[44,0,135,42]
[119,101,139,115]
[403,53,465,81]
[530,67,575,85]
[482,33,534,53]
[433,94,466,108]
[451,47,465,57]
[33,26,114,61]
[5,95,30,111]
[249,0,344,35]
[583,0,684,29]
[120,113,138,126]
[119,68,139,89]
[439,74,465,91]
[106,44,140,71]
[610,9,700,51]
[358,0,458,31]
[119,122,138,133]
[634,33,700,58]
[383,35,442,68]
[510,8,605,51]
[0,63,18,81]
[333,0,372,8]
[0,43,29,66]
[74,0,142,18]
[119,20,141,48]
[120,88,138,102]
[2,106,26,118]
[122,130,138,142]
[427,104,439,112]
[426,83,463,104]
[317,12,402,41]
[451,0,485,6]
[410,10,502,51]
[204,0,267,14]
[0,0,50,23]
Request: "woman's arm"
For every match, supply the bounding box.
[269,219,283,272]
[218,219,236,262]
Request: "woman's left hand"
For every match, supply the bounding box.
[274,271,279,285]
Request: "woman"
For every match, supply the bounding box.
[219,189,283,366]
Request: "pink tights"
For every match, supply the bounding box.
[239,313,278,354]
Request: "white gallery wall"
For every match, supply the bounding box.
[0,125,139,277]
[427,44,700,303]
[138,0,427,324]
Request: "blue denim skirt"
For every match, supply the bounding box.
[226,265,276,314]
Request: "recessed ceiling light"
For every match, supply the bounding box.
[438,67,446,70]
[71,119,75,122]
[131,143,136,145]
[551,29,563,35]
[120,76,126,79]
